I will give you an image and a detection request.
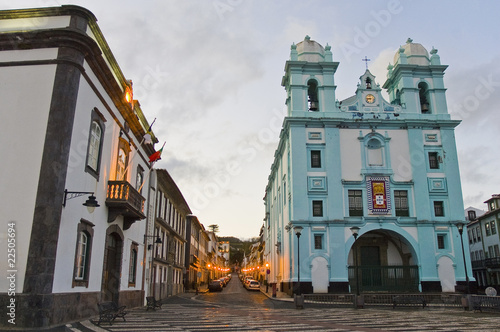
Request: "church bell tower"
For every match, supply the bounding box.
[281,35,339,116]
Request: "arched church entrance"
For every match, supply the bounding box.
[311,256,329,293]
[348,230,419,293]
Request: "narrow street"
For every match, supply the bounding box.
[67,278,500,332]
[198,277,292,309]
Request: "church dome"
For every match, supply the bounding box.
[296,35,325,62]
[393,38,430,66]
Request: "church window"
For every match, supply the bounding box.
[394,190,409,217]
[307,79,319,111]
[314,234,323,250]
[393,89,401,105]
[312,200,323,217]
[433,201,444,217]
[365,77,372,89]
[428,152,439,169]
[311,150,321,168]
[418,82,431,113]
[348,190,363,216]
[437,234,446,249]
[367,138,383,166]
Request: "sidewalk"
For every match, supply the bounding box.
[259,284,293,302]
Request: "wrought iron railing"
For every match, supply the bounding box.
[472,259,486,269]
[485,257,500,268]
[348,265,419,292]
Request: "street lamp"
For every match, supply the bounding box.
[293,226,303,309]
[456,222,470,294]
[294,226,303,295]
[63,189,100,213]
[144,234,162,298]
[350,226,361,308]
[145,235,163,251]
[265,263,270,293]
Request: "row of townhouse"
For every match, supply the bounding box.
[242,226,266,283]
[0,5,226,330]
[466,195,500,293]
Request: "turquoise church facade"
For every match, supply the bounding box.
[264,36,475,295]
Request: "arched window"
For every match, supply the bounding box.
[418,82,431,113]
[392,89,401,106]
[75,231,89,280]
[128,243,138,286]
[307,79,319,111]
[87,121,101,171]
[365,77,372,89]
[85,108,106,178]
[367,138,383,166]
[116,148,127,180]
[136,165,144,194]
[73,220,94,287]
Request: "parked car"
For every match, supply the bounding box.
[246,280,260,291]
[219,277,228,287]
[243,276,252,285]
[208,280,223,292]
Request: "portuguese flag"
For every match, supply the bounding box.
[149,142,165,163]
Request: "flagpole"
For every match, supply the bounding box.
[138,167,153,193]
[120,120,156,181]
[121,141,143,181]
[140,141,165,192]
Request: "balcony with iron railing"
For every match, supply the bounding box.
[472,259,486,269]
[190,254,200,268]
[472,258,500,269]
[485,257,500,268]
[106,180,146,230]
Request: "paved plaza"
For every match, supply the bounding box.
[64,291,500,332]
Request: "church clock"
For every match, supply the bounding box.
[365,94,375,104]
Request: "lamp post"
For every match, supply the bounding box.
[350,226,361,308]
[144,235,163,297]
[294,226,303,294]
[293,226,303,309]
[456,223,470,295]
[63,189,100,213]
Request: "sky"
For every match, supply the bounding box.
[4,0,500,239]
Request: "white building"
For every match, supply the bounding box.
[145,169,189,299]
[0,6,158,329]
[467,195,500,292]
